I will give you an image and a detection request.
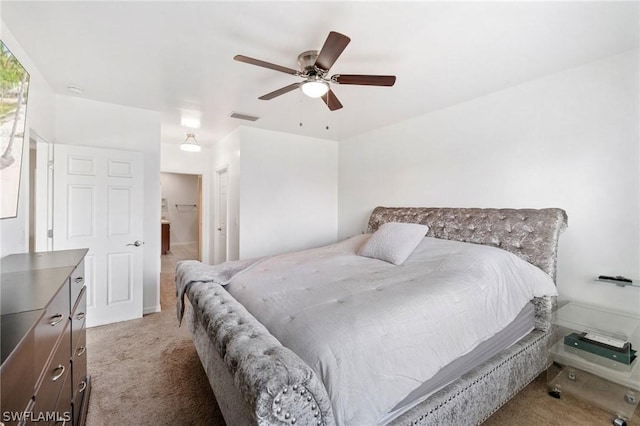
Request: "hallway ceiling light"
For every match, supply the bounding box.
[180,109,202,129]
[180,116,201,129]
[180,133,201,152]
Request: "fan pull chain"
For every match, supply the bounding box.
[325,105,330,130]
[299,91,304,127]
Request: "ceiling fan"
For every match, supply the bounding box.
[234,31,396,111]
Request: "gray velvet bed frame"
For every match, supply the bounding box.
[184,207,568,426]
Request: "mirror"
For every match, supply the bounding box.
[1,39,30,219]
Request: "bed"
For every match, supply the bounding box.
[177,207,567,425]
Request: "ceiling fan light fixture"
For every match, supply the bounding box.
[301,80,329,98]
[180,133,201,152]
[234,31,394,112]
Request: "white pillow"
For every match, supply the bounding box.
[357,222,429,265]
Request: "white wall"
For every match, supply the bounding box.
[55,95,162,314]
[339,50,640,314]
[160,172,199,245]
[0,25,56,257]
[1,23,164,315]
[210,127,339,262]
[239,127,338,259]
[161,142,211,173]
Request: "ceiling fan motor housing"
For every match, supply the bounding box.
[298,50,322,75]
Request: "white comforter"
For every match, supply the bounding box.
[226,235,557,425]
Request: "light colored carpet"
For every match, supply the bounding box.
[86,273,638,425]
[85,272,223,426]
[485,372,638,426]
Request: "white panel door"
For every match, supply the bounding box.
[53,144,144,327]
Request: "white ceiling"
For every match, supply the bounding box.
[3,1,639,147]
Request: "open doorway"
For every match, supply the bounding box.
[160,172,202,274]
[28,132,53,253]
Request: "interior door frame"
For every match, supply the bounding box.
[215,165,229,265]
[30,129,53,252]
[198,175,202,261]
[159,167,210,264]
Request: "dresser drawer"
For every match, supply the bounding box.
[0,313,37,425]
[50,372,73,426]
[32,321,71,422]
[71,382,88,426]
[0,350,34,425]
[71,331,88,426]
[71,287,87,355]
[72,331,87,396]
[69,261,85,309]
[34,281,70,387]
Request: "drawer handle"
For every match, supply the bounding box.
[78,380,87,393]
[49,314,64,326]
[52,364,65,381]
[76,312,86,320]
[75,276,84,284]
[76,346,86,357]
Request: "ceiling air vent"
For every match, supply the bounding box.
[230,112,259,122]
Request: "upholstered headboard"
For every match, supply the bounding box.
[367,207,568,281]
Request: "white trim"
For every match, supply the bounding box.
[143,304,162,314]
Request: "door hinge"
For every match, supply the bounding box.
[47,229,53,238]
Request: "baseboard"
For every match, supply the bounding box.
[144,304,162,314]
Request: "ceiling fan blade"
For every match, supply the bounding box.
[321,89,343,111]
[314,31,351,71]
[234,55,299,76]
[332,74,396,86]
[258,82,301,100]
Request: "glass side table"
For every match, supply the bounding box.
[548,302,640,426]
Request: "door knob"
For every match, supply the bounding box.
[127,240,144,247]
[217,228,222,231]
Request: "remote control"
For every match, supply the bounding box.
[581,332,627,350]
[598,275,633,283]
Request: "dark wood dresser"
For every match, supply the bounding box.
[1,249,90,426]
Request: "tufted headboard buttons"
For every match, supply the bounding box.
[367,207,568,282]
